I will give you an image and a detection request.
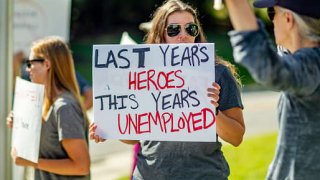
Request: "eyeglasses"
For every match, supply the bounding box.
[25,58,45,68]
[267,7,275,21]
[166,22,199,37]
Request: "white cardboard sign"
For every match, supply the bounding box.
[12,77,44,163]
[93,43,216,142]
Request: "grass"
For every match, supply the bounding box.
[116,132,277,180]
[223,132,277,180]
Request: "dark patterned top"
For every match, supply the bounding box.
[229,21,320,180]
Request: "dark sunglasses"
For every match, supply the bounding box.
[267,7,275,21]
[25,58,45,68]
[166,22,199,37]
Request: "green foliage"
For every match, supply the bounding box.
[222,133,277,180]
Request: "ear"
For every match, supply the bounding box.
[44,59,51,70]
[284,11,295,30]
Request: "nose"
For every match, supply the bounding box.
[177,30,188,42]
[26,65,31,72]
[179,28,189,37]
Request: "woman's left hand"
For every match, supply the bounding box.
[207,82,221,107]
[11,148,37,168]
[6,111,14,129]
[89,123,106,143]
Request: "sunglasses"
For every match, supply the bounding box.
[25,58,45,68]
[267,7,275,21]
[166,22,199,37]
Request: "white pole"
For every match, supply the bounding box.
[0,0,13,179]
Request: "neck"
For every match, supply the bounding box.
[290,38,317,53]
[53,87,63,100]
[287,28,318,53]
[45,83,63,101]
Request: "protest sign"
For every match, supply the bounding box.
[93,43,216,142]
[12,77,44,163]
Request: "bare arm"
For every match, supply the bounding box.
[208,82,245,146]
[12,139,90,176]
[216,107,245,146]
[120,140,139,145]
[36,139,90,175]
[225,0,258,31]
[9,113,86,175]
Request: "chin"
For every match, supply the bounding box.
[31,79,42,84]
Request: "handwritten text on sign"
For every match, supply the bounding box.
[12,77,44,163]
[93,43,216,142]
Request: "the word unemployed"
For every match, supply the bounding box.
[93,43,216,142]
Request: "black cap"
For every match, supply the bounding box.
[253,0,320,18]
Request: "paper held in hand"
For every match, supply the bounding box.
[12,77,44,163]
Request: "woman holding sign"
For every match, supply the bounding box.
[90,0,244,179]
[7,37,90,179]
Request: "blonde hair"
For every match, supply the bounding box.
[30,37,88,121]
[145,0,242,86]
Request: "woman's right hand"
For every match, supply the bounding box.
[6,111,14,129]
[89,123,106,143]
[207,82,221,108]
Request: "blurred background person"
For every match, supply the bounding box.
[76,72,93,110]
[225,0,320,179]
[12,51,93,111]
[7,36,90,179]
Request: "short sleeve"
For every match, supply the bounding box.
[216,65,243,111]
[56,104,86,141]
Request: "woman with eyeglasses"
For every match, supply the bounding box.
[224,0,320,179]
[90,0,245,179]
[7,37,90,179]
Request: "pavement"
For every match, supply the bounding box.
[90,90,280,180]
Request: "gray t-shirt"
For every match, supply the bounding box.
[133,64,243,180]
[34,91,90,180]
[229,21,320,179]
